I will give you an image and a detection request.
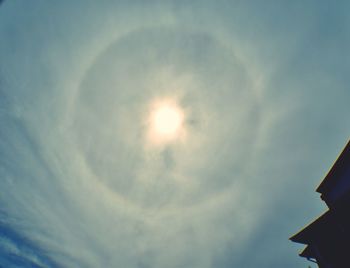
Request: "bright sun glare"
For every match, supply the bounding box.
[148,100,185,145]
[154,106,182,135]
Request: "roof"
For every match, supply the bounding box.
[289,211,331,244]
[299,245,315,259]
[316,140,350,195]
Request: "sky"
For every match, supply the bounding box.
[0,1,349,267]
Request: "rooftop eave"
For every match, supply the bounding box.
[316,140,350,195]
[290,211,330,244]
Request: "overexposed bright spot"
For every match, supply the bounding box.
[154,106,182,135]
[146,99,186,145]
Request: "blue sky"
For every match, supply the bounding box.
[0,1,349,267]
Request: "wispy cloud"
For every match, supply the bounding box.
[0,1,349,267]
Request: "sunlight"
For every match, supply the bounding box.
[147,99,185,145]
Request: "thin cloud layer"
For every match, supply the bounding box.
[0,1,349,267]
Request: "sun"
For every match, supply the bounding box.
[147,99,185,145]
[153,105,182,135]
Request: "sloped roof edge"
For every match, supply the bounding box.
[289,211,330,244]
[316,140,350,195]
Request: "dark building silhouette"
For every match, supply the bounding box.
[290,140,350,267]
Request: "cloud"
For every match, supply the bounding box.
[0,1,349,267]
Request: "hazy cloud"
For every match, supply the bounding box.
[0,1,349,267]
